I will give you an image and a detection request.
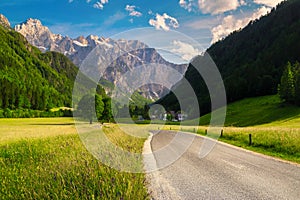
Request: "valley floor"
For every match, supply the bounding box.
[0,118,149,199]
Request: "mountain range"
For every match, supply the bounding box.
[2,0,299,119]
[14,18,188,99]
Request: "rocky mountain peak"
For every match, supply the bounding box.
[0,14,11,28]
[87,35,99,41]
[14,18,53,51]
[14,18,188,99]
[25,18,42,26]
[76,36,88,45]
[15,18,47,33]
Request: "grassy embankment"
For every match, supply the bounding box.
[163,95,300,163]
[0,118,149,199]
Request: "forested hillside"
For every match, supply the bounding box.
[208,0,300,101]
[159,0,300,117]
[0,22,78,111]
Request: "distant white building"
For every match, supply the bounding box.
[163,113,167,121]
[177,113,188,121]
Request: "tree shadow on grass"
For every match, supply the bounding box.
[29,123,75,126]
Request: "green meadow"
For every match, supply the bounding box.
[163,95,300,163]
[0,118,149,199]
[1,95,300,199]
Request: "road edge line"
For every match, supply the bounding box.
[179,130,300,167]
[143,132,182,200]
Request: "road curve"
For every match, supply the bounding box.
[145,130,300,200]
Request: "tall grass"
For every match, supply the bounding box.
[162,124,300,164]
[160,95,300,163]
[219,127,300,163]
[0,118,149,199]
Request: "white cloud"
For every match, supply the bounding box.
[253,0,284,7]
[149,13,179,31]
[211,6,271,43]
[198,0,241,15]
[180,0,246,14]
[148,10,153,15]
[240,0,247,6]
[100,0,108,3]
[179,0,196,12]
[171,40,201,61]
[185,16,221,30]
[125,5,135,12]
[125,5,142,17]
[93,0,109,10]
[130,11,142,17]
[251,6,271,18]
[93,2,103,9]
[103,12,126,26]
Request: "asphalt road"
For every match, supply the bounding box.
[145,130,300,200]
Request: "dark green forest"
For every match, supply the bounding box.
[0,25,76,111]
[0,22,114,120]
[158,0,300,117]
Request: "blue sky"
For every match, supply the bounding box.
[0,0,284,50]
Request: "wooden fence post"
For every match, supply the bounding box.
[249,134,252,146]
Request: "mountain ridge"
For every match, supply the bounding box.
[14,18,188,99]
[0,14,10,29]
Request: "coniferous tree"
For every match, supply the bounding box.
[77,94,95,124]
[278,61,300,105]
[102,97,113,122]
[95,94,104,120]
[279,62,295,103]
[293,62,300,105]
